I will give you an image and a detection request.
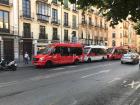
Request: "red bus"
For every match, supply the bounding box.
[32,43,84,67]
[107,47,128,60]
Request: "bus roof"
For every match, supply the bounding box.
[51,43,83,47]
[84,45,107,49]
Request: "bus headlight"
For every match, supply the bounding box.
[39,57,45,61]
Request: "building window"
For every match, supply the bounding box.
[37,2,50,22]
[64,0,68,8]
[39,26,47,39]
[100,19,102,28]
[112,33,116,38]
[52,0,57,4]
[89,17,92,25]
[120,33,122,38]
[0,0,9,5]
[52,8,58,22]
[64,12,68,26]
[112,40,116,46]
[53,28,58,40]
[0,11,9,33]
[72,15,76,28]
[23,23,31,38]
[64,30,69,41]
[22,0,31,18]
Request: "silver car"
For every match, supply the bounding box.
[121,52,139,64]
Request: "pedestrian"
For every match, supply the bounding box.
[24,52,29,64]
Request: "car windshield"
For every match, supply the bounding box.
[107,48,113,53]
[40,45,53,54]
[84,47,90,54]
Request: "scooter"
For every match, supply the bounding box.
[0,59,17,71]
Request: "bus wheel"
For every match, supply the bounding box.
[46,61,52,68]
[87,58,91,63]
[74,59,79,65]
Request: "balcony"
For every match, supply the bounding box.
[89,22,94,27]
[64,23,71,28]
[52,35,60,43]
[20,11,34,20]
[0,26,18,35]
[72,9,78,13]
[51,19,60,26]
[64,36,70,42]
[39,33,48,39]
[72,25,78,30]
[22,32,33,39]
[0,0,13,7]
[51,0,59,6]
[63,5,70,11]
[37,14,49,23]
[81,20,87,25]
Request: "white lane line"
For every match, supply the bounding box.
[0,81,18,88]
[50,68,65,71]
[81,69,110,79]
[108,77,121,84]
[67,66,77,68]
[0,62,118,88]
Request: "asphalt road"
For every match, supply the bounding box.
[0,60,140,105]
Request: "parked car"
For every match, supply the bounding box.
[84,45,107,62]
[121,52,139,64]
[32,43,84,68]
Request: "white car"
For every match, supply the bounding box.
[121,52,139,64]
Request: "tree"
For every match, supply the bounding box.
[60,0,140,34]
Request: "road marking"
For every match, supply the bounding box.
[0,81,18,88]
[71,100,78,105]
[0,62,118,88]
[108,77,121,84]
[81,70,110,79]
[67,66,77,68]
[50,68,65,71]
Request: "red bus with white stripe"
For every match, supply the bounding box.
[32,43,84,67]
[84,45,107,62]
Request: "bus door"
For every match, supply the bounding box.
[60,47,70,64]
[51,47,61,64]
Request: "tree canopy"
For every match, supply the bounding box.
[59,0,140,34]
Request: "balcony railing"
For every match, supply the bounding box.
[64,23,71,28]
[52,35,59,40]
[20,10,34,20]
[51,0,59,6]
[63,5,70,10]
[81,20,87,25]
[37,14,49,22]
[72,25,78,29]
[89,22,94,26]
[22,31,33,39]
[51,19,60,25]
[0,26,18,35]
[0,0,13,6]
[39,33,48,39]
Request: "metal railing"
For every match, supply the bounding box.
[0,0,12,6]
[22,31,33,38]
[51,19,60,25]
[39,33,48,39]
[37,14,49,22]
[0,26,18,35]
[20,10,34,20]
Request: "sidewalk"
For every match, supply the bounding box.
[17,61,33,68]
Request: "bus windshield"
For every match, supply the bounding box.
[107,48,113,53]
[40,45,53,54]
[84,47,90,54]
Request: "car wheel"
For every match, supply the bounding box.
[46,61,53,68]
[121,61,124,64]
[74,59,79,65]
[87,58,91,63]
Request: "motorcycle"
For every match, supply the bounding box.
[0,59,17,71]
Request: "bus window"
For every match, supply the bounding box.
[61,47,69,56]
[84,47,90,54]
[53,47,61,54]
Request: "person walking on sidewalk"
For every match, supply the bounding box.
[24,52,30,64]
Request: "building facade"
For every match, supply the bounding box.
[0,0,19,61]
[108,21,137,48]
[0,0,138,61]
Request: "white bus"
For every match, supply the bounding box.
[84,45,107,62]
